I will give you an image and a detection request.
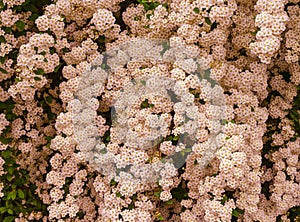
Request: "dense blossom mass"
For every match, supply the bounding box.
[0,0,299,222]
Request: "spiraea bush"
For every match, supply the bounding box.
[0,0,300,221]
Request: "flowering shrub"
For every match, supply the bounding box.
[0,0,299,221]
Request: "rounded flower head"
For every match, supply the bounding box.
[91,9,116,33]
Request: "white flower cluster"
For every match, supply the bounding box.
[250,0,289,64]
[72,38,227,192]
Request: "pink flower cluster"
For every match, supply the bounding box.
[0,0,299,221]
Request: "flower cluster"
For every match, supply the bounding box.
[249,0,289,64]
[0,0,299,221]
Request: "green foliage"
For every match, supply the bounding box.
[137,0,160,11]
[45,96,53,104]
[154,190,161,198]
[15,20,25,31]
[0,67,8,74]
[232,207,244,218]
[14,77,22,82]
[140,98,155,109]
[54,63,63,73]
[0,0,4,10]
[29,13,39,22]
[166,199,173,205]
[0,36,6,43]
[204,17,212,25]
[193,7,200,14]
[287,206,300,221]
[170,181,189,202]
[110,179,118,186]
[33,68,45,75]
[0,147,47,221]
[0,56,6,64]
[0,99,17,122]
[221,194,228,205]
[157,214,164,221]
[34,76,42,81]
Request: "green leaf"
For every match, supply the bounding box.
[0,136,13,144]
[33,68,45,75]
[205,17,212,25]
[0,36,6,43]
[6,174,13,182]
[18,189,25,199]
[54,63,62,72]
[0,207,7,213]
[173,135,179,141]
[110,179,117,186]
[166,135,173,141]
[7,166,14,175]
[98,35,105,43]
[7,191,17,200]
[157,214,164,221]
[154,191,161,198]
[0,67,8,74]
[193,7,200,13]
[22,3,38,12]
[1,150,11,158]
[166,200,173,205]
[45,96,53,104]
[11,191,17,200]
[34,76,42,81]
[151,2,159,9]
[0,56,6,64]
[232,208,244,218]
[15,20,25,31]
[232,209,239,217]
[141,99,150,109]
[144,4,149,11]
[220,119,228,125]
[221,195,228,204]
[160,158,166,163]
[14,78,22,82]
[2,27,12,33]
[3,216,15,222]
[100,148,107,154]
[101,63,106,69]
[7,209,13,215]
[128,203,134,210]
[29,13,39,22]
[0,0,4,9]
[5,112,17,121]
[13,4,22,12]
[184,148,192,153]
